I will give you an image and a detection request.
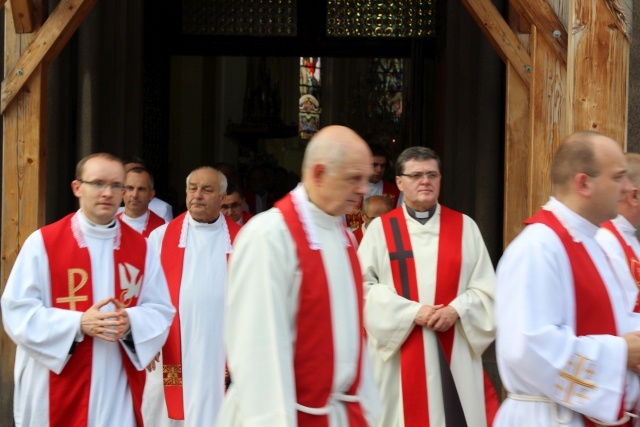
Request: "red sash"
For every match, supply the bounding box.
[601,220,640,312]
[160,212,240,419]
[380,205,464,426]
[275,193,366,427]
[527,210,627,426]
[117,211,166,237]
[42,213,147,427]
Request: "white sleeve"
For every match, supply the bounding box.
[1,231,83,374]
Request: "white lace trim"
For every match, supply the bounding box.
[542,201,581,243]
[291,184,321,250]
[178,212,233,253]
[72,211,121,249]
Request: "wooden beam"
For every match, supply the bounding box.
[0,0,99,113]
[1,1,47,421]
[528,24,565,212]
[503,62,531,246]
[509,0,568,65]
[567,0,629,143]
[460,0,532,87]
[9,0,42,33]
[605,0,632,39]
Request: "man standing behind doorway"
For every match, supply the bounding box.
[118,166,166,237]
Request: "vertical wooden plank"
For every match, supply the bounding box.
[529,25,566,212]
[504,62,531,246]
[567,0,629,144]
[0,1,46,422]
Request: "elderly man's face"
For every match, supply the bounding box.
[318,147,372,217]
[186,169,225,223]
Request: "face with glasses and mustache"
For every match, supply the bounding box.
[72,156,126,225]
[396,158,441,212]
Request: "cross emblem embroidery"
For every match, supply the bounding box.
[555,354,596,405]
[163,365,183,386]
[56,268,89,311]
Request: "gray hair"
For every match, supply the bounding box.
[185,166,228,194]
[395,147,441,176]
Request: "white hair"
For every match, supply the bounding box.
[185,166,228,193]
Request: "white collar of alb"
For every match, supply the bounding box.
[178,212,233,254]
[291,184,322,250]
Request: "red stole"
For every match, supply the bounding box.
[527,210,626,426]
[117,211,166,237]
[275,193,366,427]
[601,220,640,312]
[160,212,241,419]
[380,205,463,427]
[42,213,147,427]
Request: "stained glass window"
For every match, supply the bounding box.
[372,58,403,121]
[299,57,322,139]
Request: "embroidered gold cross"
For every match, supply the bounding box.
[163,365,183,386]
[56,268,89,311]
[559,355,596,404]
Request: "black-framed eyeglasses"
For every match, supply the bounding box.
[399,172,441,182]
[79,180,126,191]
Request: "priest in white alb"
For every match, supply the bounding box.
[117,166,166,237]
[495,131,640,426]
[596,152,640,314]
[216,125,382,426]
[1,153,175,427]
[357,146,498,427]
[143,166,241,427]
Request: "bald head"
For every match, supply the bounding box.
[551,130,629,225]
[551,131,602,193]
[362,195,393,227]
[302,125,373,216]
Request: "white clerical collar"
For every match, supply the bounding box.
[292,184,350,250]
[74,210,121,248]
[544,197,599,241]
[122,210,149,222]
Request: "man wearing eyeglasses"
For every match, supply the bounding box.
[117,167,167,237]
[1,153,175,426]
[357,146,498,426]
[221,182,254,227]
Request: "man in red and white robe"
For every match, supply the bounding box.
[597,152,640,314]
[1,153,175,427]
[358,146,497,427]
[143,166,240,427]
[496,132,640,426]
[118,166,166,237]
[217,125,381,426]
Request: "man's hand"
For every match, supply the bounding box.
[112,298,131,339]
[81,298,121,342]
[623,331,640,372]
[146,352,161,372]
[415,304,444,326]
[427,305,459,332]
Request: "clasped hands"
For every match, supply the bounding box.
[415,304,459,332]
[80,297,130,342]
